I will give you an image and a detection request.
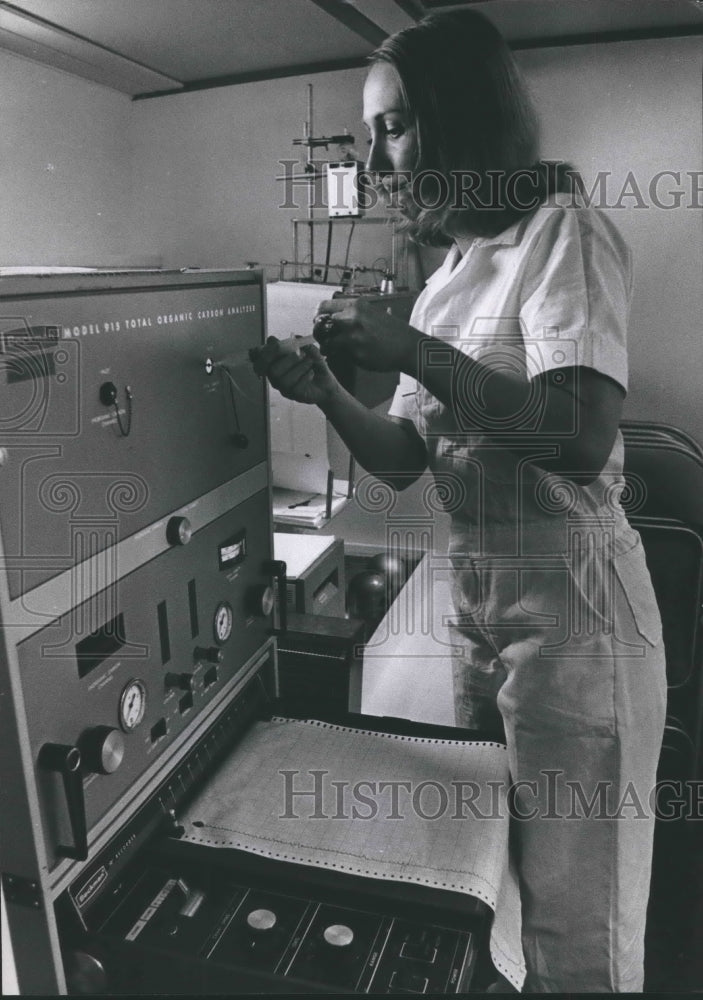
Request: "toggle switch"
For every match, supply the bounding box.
[193,646,223,665]
[175,879,205,918]
[202,665,219,689]
[388,970,429,993]
[400,929,438,963]
[165,671,195,693]
[150,717,168,743]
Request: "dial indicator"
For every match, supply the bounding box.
[119,679,146,732]
[213,602,233,645]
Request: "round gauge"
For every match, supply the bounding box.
[213,601,233,645]
[118,679,147,732]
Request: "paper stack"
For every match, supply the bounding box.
[272,487,347,529]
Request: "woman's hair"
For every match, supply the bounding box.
[370,9,573,244]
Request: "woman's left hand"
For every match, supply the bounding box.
[314,296,421,372]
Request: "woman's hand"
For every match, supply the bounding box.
[251,327,428,489]
[250,337,340,407]
[313,296,421,372]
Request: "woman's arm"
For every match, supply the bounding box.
[251,337,428,488]
[315,297,624,484]
[319,389,428,488]
[408,335,624,482]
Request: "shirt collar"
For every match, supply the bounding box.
[423,216,527,286]
[473,217,524,247]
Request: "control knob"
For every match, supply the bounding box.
[166,516,192,546]
[323,923,354,949]
[246,908,277,934]
[64,950,107,995]
[247,585,275,618]
[245,907,277,949]
[79,726,125,775]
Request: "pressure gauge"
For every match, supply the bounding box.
[213,602,233,645]
[119,679,147,732]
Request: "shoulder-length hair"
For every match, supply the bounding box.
[370,10,568,244]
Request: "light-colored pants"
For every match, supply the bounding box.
[449,531,667,992]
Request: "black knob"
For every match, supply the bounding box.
[166,516,192,546]
[64,951,107,995]
[232,432,249,449]
[99,381,117,406]
[165,672,195,692]
[264,560,287,632]
[79,726,125,775]
[247,585,275,618]
[194,646,224,664]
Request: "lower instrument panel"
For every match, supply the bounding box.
[19,488,274,871]
[56,680,491,995]
[63,851,482,995]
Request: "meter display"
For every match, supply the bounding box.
[119,679,147,732]
[214,602,233,644]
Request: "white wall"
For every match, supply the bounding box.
[0,51,145,267]
[128,68,398,279]
[517,36,703,442]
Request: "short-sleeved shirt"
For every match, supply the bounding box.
[389,202,637,556]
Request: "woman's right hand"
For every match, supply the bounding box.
[250,337,340,407]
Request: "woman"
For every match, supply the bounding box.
[253,10,666,993]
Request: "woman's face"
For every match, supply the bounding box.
[362,61,418,216]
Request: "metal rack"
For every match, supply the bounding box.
[291,216,407,288]
[277,83,407,289]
